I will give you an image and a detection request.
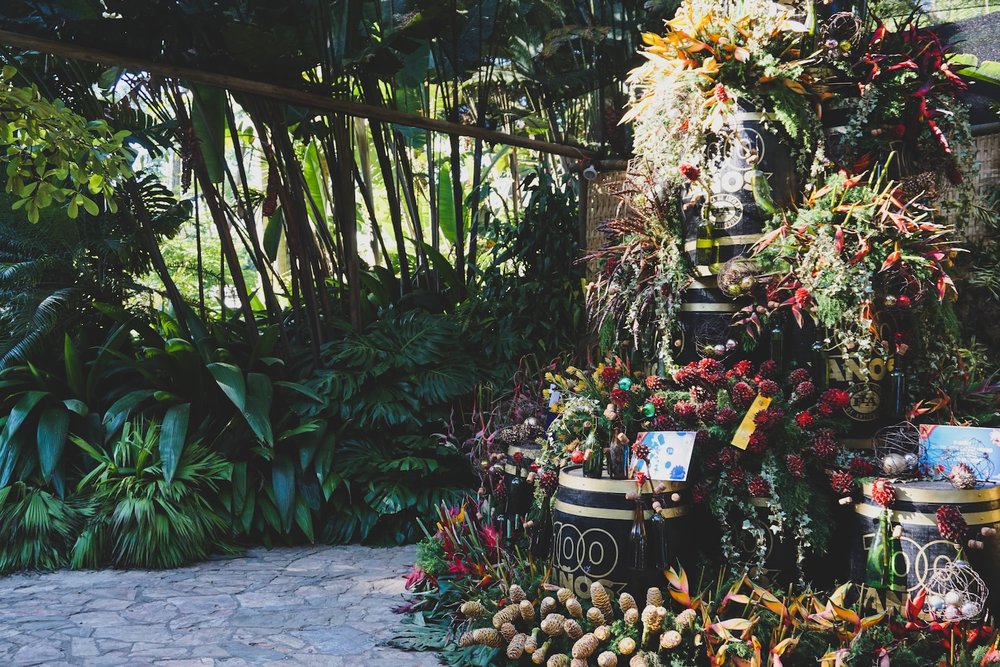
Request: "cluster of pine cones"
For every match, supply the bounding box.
[457,582,698,666]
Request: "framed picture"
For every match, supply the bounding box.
[634,431,697,481]
[919,424,1000,482]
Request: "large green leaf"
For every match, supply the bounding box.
[159,403,191,483]
[272,455,296,533]
[244,373,274,446]
[190,84,226,184]
[63,334,85,399]
[102,389,155,442]
[36,406,70,483]
[2,390,48,444]
[437,161,457,244]
[207,362,246,411]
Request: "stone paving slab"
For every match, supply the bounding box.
[0,545,442,666]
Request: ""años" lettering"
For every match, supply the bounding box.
[827,356,893,383]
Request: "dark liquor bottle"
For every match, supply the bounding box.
[630,497,648,570]
[530,494,553,560]
[582,431,603,479]
[649,499,670,570]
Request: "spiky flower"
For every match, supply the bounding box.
[785,454,806,478]
[587,607,605,626]
[619,592,637,613]
[949,463,977,490]
[748,476,770,498]
[831,471,855,496]
[871,478,896,507]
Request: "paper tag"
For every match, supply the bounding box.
[731,394,772,450]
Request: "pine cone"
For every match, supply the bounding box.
[571,660,587,667]
[660,629,682,649]
[748,475,770,498]
[675,609,697,630]
[949,463,977,490]
[646,587,664,608]
[619,592,638,613]
[597,651,618,667]
[640,605,659,631]
[520,599,536,623]
[564,619,584,640]
[460,600,486,618]
[458,631,475,647]
[629,655,648,667]
[507,633,528,660]
[586,607,606,626]
[871,478,896,508]
[590,582,614,620]
[937,505,968,542]
[565,597,584,618]
[624,607,639,625]
[471,627,504,647]
[547,655,570,667]
[557,588,574,604]
[541,613,566,636]
[572,633,599,659]
[525,631,539,654]
[493,603,521,628]
[509,584,527,603]
[594,625,611,641]
[618,637,637,655]
[540,596,557,617]
[831,471,855,496]
[501,622,518,642]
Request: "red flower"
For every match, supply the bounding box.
[728,467,746,487]
[632,441,651,462]
[713,83,730,103]
[651,395,667,413]
[635,471,648,488]
[570,450,585,464]
[651,415,673,430]
[512,451,523,465]
[680,163,701,182]
[611,388,630,407]
[812,430,837,460]
[820,388,851,410]
[758,379,779,398]
[795,411,815,429]
[789,368,812,385]
[727,360,753,379]
[675,401,697,421]
[405,566,428,590]
[448,558,472,576]
[753,406,782,430]
[731,381,756,409]
[848,456,876,477]
[747,430,769,454]
[601,366,621,387]
[794,381,815,400]
[480,525,500,550]
[756,360,778,379]
[794,287,811,308]
[896,294,911,308]
[715,407,739,427]
[696,400,717,421]
[539,470,558,495]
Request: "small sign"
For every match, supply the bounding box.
[731,394,772,450]
[635,431,697,481]
[919,424,1000,482]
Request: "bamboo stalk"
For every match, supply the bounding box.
[0,28,596,161]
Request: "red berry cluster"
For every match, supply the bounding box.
[812,429,838,460]
[611,388,630,407]
[600,366,621,387]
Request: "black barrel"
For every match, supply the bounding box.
[682,111,797,276]
[551,465,690,600]
[849,481,1000,611]
[676,276,740,365]
[826,353,891,439]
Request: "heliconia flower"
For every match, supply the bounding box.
[713,83,730,103]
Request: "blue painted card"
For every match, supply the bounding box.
[635,431,697,482]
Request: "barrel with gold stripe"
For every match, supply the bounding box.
[504,441,542,488]
[681,110,797,277]
[849,481,1000,610]
[551,465,690,600]
[676,276,740,365]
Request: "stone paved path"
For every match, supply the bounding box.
[0,545,442,666]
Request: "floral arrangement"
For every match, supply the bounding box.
[623,0,823,191]
[748,170,961,367]
[441,565,1000,666]
[828,13,974,193]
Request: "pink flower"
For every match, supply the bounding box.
[480,525,500,550]
[680,164,701,182]
[405,566,427,589]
